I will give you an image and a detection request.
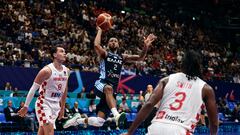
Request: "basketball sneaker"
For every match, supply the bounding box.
[114,112,126,127]
[63,113,83,128]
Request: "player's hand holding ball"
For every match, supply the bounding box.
[96,13,113,31]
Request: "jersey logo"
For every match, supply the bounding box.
[51,92,62,97]
[156,111,166,119]
[107,57,123,64]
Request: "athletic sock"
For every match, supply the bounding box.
[111,108,119,117]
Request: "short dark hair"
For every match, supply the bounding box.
[50,45,63,58]
[181,50,202,80]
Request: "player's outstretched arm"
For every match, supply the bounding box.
[122,77,168,135]
[122,34,157,62]
[18,67,51,117]
[94,27,107,59]
[202,84,219,135]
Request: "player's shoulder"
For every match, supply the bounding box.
[159,76,169,86]
[203,83,213,91]
[62,65,71,76]
[40,65,52,75]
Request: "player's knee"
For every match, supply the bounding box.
[104,85,113,94]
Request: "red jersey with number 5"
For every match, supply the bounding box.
[39,63,69,102]
[152,72,206,132]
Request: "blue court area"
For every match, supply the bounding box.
[0,123,240,135]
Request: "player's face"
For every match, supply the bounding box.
[55,47,66,63]
[108,38,119,51]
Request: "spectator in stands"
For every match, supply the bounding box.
[118,98,130,113]
[137,99,144,112]
[72,101,83,114]
[143,84,153,102]
[232,104,240,122]
[64,103,73,119]
[70,101,88,128]
[4,82,12,91]
[89,99,97,116]
[77,87,86,99]
[72,101,88,118]
[16,101,35,131]
[3,100,18,121]
[86,89,96,99]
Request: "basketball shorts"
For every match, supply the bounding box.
[147,122,192,135]
[35,98,60,129]
[94,79,117,117]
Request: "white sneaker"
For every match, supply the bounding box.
[114,112,126,127]
[106,117,113,122]
[63,113,81,128]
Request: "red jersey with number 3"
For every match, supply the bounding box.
[152,72,206,132]
[39,63,69,102]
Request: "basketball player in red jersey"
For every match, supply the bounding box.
[18,46,70,135]
[123,50,218,135]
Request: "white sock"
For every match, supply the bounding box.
[111,108,119,117]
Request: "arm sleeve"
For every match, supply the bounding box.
[24,82,40,108]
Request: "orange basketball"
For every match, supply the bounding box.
[96,13,113,31]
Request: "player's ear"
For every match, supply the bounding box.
[53,53,57,58]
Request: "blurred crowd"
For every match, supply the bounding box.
[0,0,239,83]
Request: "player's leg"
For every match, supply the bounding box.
[37,126,44,135]
[35,100,57,135]
[63,84,107,128]
[103,85,116,109]
[94,79,126,126]
[103,85,126,127]
[42,123,54,135]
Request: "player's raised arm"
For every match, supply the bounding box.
[122,34,157,62]
[202,84,219,135]
[94,27,107,59]
[18,67,51,117]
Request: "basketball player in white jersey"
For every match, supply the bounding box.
[122,50,218,135]
[18,46,70,135]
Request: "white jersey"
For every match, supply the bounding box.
[152,72,206,133]
[38,63,69,102]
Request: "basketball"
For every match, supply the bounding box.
[96,13,113,31]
